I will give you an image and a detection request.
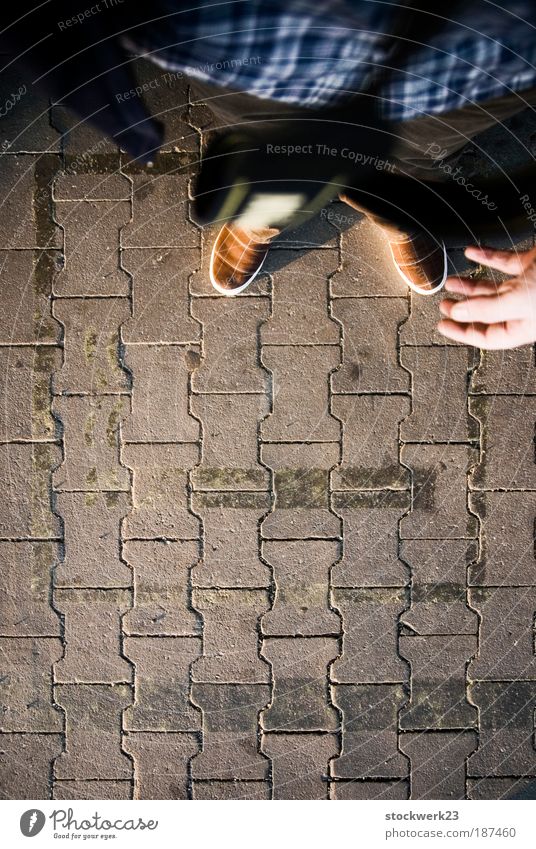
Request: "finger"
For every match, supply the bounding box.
[444,289,526,324]
[437,318,527,350]
[438,297,504,319]
[465,245,536,275]
[444,276,505,296]
[439,299,457,318]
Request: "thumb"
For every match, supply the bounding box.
[465,244,536,275]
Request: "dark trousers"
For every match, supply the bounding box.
[190,78,536,235]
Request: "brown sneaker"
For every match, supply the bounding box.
[209,223,279,295]
[388,230,447,296]
[338,191,447,295]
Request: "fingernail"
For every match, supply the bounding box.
[453,304,469,320]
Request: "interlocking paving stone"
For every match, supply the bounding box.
[123,540,200,635]
[467,777,536,800]
[331,213,406,296]
[122,172,198,248]
[54,173,131,202]
[55,492,131,587]
[400,731,477,799]
[191,393,270,490]
[331,684,408,779]
[331,779,409,800]
[122,248,200,344]
[0,542,60,635]
[262,733,338,799]
[54,589,132,684]
[122,443,200,539]
[192,780,271,800]
[261,442,341,539]
[261,637,339,731]
[191,502,270,588]
[0,251,60,344]
[399,635,478,729]
[53,395,130,492]
[260,250,339,345]
[400,444,479,539]
[0,443,61,538]
[55,684,133,780]
[50,108,118,155]
[400,540,479,635]
[124,637,201,731]
[467,682,536,776]
[261,540,341,635]
[332,395,410,490]
[0,346,60,440]
[54,201,130,296]
[124,345,200,442]
[0,637,63,731]
[262,345,341,442]
[331,589,408,684]
[53,298,130,394]
[331,496,409,587]
[468,491,536,585]
[192,589,270,683]
[400,294,464,346]
[471,346,536,394]
[468,587,536,679]
[470,395,536,489]
[0,734,63,799]
[53,781,132,800]
[124,732,199,799]
[190,684,271,780]
[332,298,409,393]
[0,155,59,248]
[401,347,479,442]
[192,298,269,393]
[187,88,226,135]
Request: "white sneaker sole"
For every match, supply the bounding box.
[391,239,448,296]
[209,242,268,296]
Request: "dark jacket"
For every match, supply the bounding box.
[5,0,163,162]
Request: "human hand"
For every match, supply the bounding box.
[437,244,536,349]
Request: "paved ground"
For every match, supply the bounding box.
[1,59,536,801]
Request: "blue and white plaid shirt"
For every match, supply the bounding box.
[125,0,536,120]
